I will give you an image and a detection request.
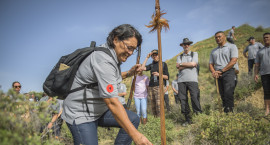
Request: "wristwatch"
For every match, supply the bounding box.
[218,69,223,73]
[180,63,183,66]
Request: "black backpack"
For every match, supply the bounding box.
[43,41,114,98]
[180,51,200,75]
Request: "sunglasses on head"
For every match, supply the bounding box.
[14,86,21,88]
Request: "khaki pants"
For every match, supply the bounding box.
[148,86,160,117]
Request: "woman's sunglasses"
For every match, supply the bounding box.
[14,86,21,88]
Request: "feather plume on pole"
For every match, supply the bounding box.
[146,0,169,145]
[146,11,169,32]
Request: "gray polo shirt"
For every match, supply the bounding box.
[243,42,264,60]
[209,43,238,70]
[118,83,126,105]
[62,43,122,125]
[255,46,270,75]
[227,29,234,38]
[177,51,198,83]
[171,80,178,95]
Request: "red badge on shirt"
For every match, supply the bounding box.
[106,84,114,93]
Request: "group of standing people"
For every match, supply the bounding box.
[10,24,269,145]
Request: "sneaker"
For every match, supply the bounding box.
[182,121,191,127]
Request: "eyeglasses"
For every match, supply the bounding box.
[151,53,158,57]
[183,43,189,46]
[122,41,138,53]
[14,86,21,88]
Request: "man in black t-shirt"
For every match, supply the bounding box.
[141,49,169,117]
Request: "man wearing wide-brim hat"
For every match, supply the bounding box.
[176,38,202,126]
[180,38,193,46]
[243,36,264,75]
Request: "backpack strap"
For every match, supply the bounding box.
[67,47,114,115]
[180,53,183,60]
[180,51,193,60]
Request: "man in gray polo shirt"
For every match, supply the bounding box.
[209,31,238,113]
[243,36,264,75]
[62,24,151,145]
[227,26,237,44]
[254,32,270,116]
[176,38,202,126]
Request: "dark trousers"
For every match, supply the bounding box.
[248,59,255,75]
[174,94,180,104]
[178,82,202,115]
[261,74,270,100]
[217,69,236,113]
[52,117,63,136]
[164,94,170,111]
[227,37,234,44]
[66,109,140,145]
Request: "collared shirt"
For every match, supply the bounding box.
[255,46,270,75]
[227,29,234,38]
[62,43,122,125]
[177,51,198,83]
[209,42,238,70]
[171,79,178,95]
[243,42,264,60]
[117,83,126,105]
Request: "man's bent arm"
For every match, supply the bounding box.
[220,58,237,72]
[180,62,197,68]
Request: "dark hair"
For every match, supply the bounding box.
[107,24,142,48]
[215,31,225,36]
[263,32,270,37]
[232,26,235,28]
[12,81,20,87]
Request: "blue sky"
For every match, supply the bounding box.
[0,0,270,93]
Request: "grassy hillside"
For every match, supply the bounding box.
[119,24,270,144]
[124,24,270,108]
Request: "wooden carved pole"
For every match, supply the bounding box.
[126,45,141,110]
[146,0,169,144]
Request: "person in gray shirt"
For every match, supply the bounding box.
[176,38,202,126]
[243,36,264,75]
[62,24,152,145]
[209,31,238,113]
[164,80,170,111]
[254,32,270,116]
[118,83,127,108]
[227,26,237,44]
[171,74,180,104]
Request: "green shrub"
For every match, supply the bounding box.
[0,90,67,145]
[191,111,270,144]
[137,115,178,144]
[234,73,262,100]
[255,26,264,32]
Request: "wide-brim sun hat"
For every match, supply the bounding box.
[180,38,193,46]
